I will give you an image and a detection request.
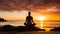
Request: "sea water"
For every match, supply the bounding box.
[0,20,60,27]
[0,20,60,31]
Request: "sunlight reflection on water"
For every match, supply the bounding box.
[0,20,60,31]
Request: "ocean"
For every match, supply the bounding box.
[0,20,60,27]
[0,20,60,31]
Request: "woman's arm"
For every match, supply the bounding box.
[32,17,35,24]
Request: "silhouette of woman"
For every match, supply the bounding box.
[24,12,36,27]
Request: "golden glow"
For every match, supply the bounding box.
[44,28,53,31]
[38,16,46,20]
[40,20,43,29]
[37,16,46,29]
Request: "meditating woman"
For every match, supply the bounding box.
[24,12,36,27]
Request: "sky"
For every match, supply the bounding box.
[0,0,60,20]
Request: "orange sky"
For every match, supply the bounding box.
[0,10,60,20]
[0,0,60,20]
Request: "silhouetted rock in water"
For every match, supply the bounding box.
[1,25,15,31]
[0,18,6,22]
[15,26,45,31]
[0,26,45,32]
[50,27,60,31]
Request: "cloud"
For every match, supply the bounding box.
[0,0,60,13]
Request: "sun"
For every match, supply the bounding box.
[38,16,46,20]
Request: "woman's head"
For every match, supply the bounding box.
[28,12,31,16]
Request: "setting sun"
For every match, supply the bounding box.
[38,16,46,20]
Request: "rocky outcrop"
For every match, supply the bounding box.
[0,18,6,22]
